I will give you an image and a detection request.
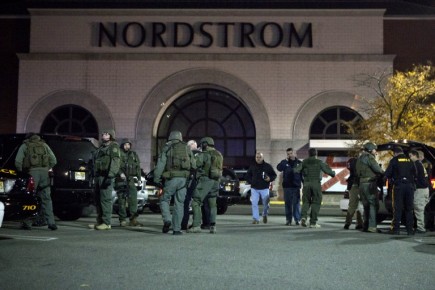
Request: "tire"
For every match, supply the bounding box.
[54,206,82,221]
[149,204,161,213]
[217,203,228,215]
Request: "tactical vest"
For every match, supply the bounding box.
[202,149,223,180]
[165,141,191,172]
[356,153,378,180]
[301,158,322,182]
[95,143,117,174]
[122,151,140,176]
[23,140,49,169]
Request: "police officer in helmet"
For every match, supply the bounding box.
[188,137,223,234]
[153,131,196,235]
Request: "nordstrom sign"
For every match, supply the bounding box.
[97,21,313,48]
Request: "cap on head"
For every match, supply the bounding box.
[200,137,215,146]
[393,146,403,154]
[168,130,182,141]
[363,142,377,152]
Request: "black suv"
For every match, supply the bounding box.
[0,134,98,221]
[341,140,435,229]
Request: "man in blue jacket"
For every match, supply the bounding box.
[277,148,302,226]
[246,152,277,224]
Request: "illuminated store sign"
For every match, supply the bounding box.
[98,21,313,48]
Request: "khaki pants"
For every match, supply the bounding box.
[414,187,429,231]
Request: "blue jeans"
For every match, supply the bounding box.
[251,188,270,221]
[283,187,301,223]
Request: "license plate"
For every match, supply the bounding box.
[74,171,86,181]
[0,180,4,193]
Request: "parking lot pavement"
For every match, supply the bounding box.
[1,207,435,290]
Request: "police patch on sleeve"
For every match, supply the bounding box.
[113,147,119,153]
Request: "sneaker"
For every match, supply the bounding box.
[285,221,291,226]
[48,224,58,231]
[366,227,377,233]
[210,226,217,234]
[263,216,268,224]
[162,221,171,233]
[187,226,202,233]
[120,220,128,227]
[301,218,307,227]
[295,221,300,226]
[343,224,350,230]
[200,224,210,230]
[173,231,183,235]
[252,220,259,224]
[310,223,321,228]
[95,223,111,230]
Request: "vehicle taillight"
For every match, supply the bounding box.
[27,176,35,193]
[431,178,435,190]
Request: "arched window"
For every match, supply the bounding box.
[310,106,362,139]
[156,88,256,167]
[41,105,99,138]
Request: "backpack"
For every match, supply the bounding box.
[165,141,191,172]
[207,149,223,180]
[24,140,49,169]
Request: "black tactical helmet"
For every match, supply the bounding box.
[363,142,377,152]
[120,138,132,147]
[200,137,215,146]
[168,130,182,141]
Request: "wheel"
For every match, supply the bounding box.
[54,206,82,221]
[149,204,161,213]
[217,203,228,215]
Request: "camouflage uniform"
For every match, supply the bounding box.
[154,131,195,235]
[188,137,223,234]
[115,138,142,227]
[295,148,335,228]
[15,134,57,230]
[355,143,384,233]
[91,130,121,230]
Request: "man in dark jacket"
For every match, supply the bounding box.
[276,148,302,226]
[385,147,416,235]
[295,148,335,228]
[246,152,277,224]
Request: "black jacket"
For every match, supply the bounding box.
[276,158,302,188]
[247,161,277,190]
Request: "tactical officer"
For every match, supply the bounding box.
[15,133,57,230]
[385,147,416,235]
[343,153,364,230]
[187,137,223,234]
[89,130,121,230]
[355,142,384,233]
[294,148,335,228]
[115,138,143,227]
[409,150,429,234]
[153,131,195,235]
